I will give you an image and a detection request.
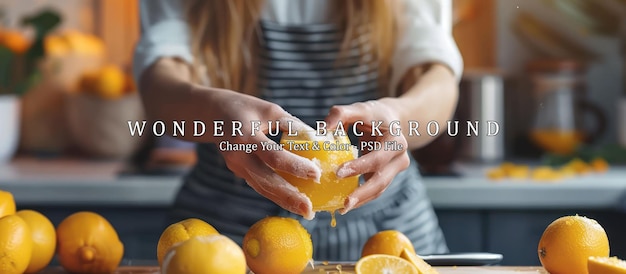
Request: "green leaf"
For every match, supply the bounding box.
[0,46,15,93]
[13,70,42,96]
[21,9,62,76]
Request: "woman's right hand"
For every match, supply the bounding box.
[206,88,321,220]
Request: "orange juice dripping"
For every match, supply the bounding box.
[330,211,337,228]
[530,129,585,155]
[278,135,358,227]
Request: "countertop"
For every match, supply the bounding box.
[39,266,547,274]
[1,157,626,210]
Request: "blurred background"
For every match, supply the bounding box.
[0,0,625,266]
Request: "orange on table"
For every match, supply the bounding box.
[538,215,609,274]
[161,235,246,274]
[16,210,56,274]
[278,132,359,214]
[243,216,313,274]
[590,158,609,173]
[56,211,124,273]
[588,256,626,274]
[0,214,33,274]
[356,254,419,274]
[565,158,592,175]
[362,230,415,257]
[400,247,439,274]
[157,218,219,266]
[531,166,562,181]
[0,189,16,218]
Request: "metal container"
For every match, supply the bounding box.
[457,69,505,162]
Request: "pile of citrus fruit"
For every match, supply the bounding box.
[0,189,125,274]
[487,158,609,182]
[78,64,136,100]
[538,215,626,274]
[157,216,436,274]
[158,216,313,274]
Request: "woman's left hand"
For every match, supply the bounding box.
[324,98,410,215]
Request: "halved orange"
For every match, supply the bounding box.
[400,248,439,274]
[355,254,418,274]
[588,256,626,274]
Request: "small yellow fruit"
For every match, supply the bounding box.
[16,210,57,273]
[362,230,415,257]
[157,218,219,266]
[92,65,125,100]
[0,190,16,218]
[355,254,419,274]
[588,256,626,274]
[16,210,57,274]
[243,216,313,274]
[0,214,33,274]
[57,211,124,273]
[590,158,609,173]
[538,215,609,274]
[162,235,246,274]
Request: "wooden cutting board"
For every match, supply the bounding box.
[41,266,547,273]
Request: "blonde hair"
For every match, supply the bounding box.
[185,0,401,95]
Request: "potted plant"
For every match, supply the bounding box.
[0,9,61,162]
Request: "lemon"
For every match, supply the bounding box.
[162,235,246,274]
[157,218,219,266]
[243,216,313,274]
[0,215,33,274]
[356,254,418,274]
[588,256,626,274]
[56,211,124,273]
[362,230,415,257]
[16,210,56,273]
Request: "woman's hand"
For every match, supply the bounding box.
[324,98,411,215]
[207,89,321,220]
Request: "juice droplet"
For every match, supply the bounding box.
[330,211,337,228]
[336,264,343,273]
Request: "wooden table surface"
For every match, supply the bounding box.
[40,266,548,273]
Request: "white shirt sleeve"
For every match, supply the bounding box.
[390,0,464,91]
[132,0,194,84]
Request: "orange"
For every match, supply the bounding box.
[400,247,439,274]
[362,230,415,257]
[56,211,124,273]
[355,254,419,274]
[590,158,609,173]
[243,216,313,274]
[16,210,56,273]
[44,34,71,56]
[565,158,592,174]
[0,30,30,54]
[538,215,609,274]
[0,214,33,274]
[531,166,563,181]
[92,65,126,100]
[530,129,584,155]
[161,235,246,274]
[0,190,16,218]
[588,256,626,274]
[278,131,359,212]
[157,218,219,266]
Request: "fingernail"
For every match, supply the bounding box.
[339,196,358,215]
[336,165,354,179]
[309,159,322,183]
[298,203,315,220]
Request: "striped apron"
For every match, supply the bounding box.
[168,20,449,261]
